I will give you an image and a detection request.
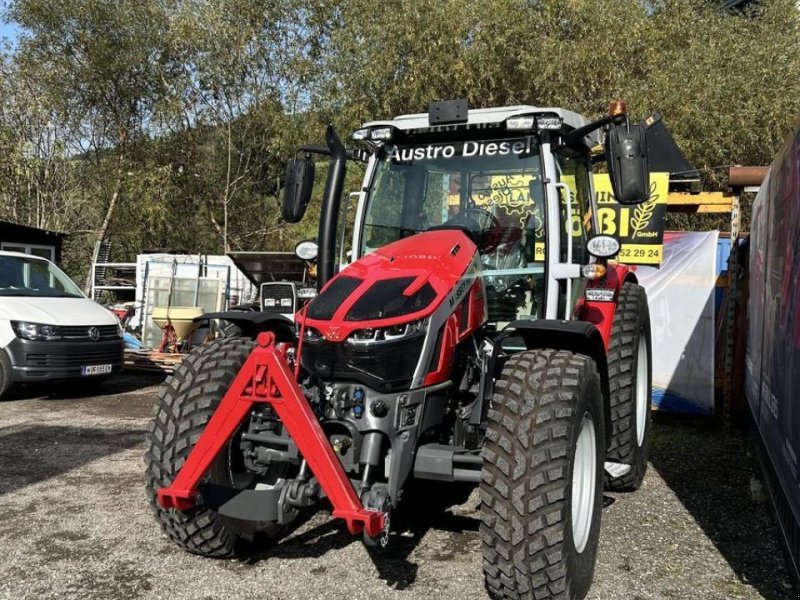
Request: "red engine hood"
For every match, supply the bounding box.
[297,229,478,341]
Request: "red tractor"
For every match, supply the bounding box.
[145,99,652,600]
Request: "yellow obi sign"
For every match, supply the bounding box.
[457,171,668,266]
[592,172,668,265]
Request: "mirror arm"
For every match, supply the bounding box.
[563,113,626,148]
[297,145,370,163]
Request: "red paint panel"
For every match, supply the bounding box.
[580,262,633,349]
[424,315,459,386]
[298,229,477,340]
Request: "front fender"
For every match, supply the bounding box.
[500,319,611,448]
[196,311,295,340]
[578,263,637,348]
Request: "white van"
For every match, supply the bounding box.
[0,251,124,398]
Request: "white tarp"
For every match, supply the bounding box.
[637,231,719,413]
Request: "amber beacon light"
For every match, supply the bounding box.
[609,99,627,117]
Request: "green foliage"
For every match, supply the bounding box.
[0,0,797,282]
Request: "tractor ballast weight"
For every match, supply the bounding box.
[147,99,654,599]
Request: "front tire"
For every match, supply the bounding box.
[605,282,652,492]
[481,349,605,600]
[144,337,284,557]
[0,351,13,400]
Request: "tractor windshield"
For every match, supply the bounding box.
[360,136,546,322]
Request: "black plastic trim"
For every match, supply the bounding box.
[5,337,124,382]
[195,311,295,340]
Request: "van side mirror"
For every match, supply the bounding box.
[605,123,650,205]
[281,157,315,223]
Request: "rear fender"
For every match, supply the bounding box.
[196,311,295,341]
[499,319,611,448]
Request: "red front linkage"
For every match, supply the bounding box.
[156,332,385,538]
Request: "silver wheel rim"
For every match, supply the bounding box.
[571,413,597,554]
[635,337,649,447]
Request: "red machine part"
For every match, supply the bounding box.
[156,332,385,538]
[298,229,478,341]
[578,262,634,349]
[423,278,486,387]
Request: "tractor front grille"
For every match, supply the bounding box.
[300,335,425,392]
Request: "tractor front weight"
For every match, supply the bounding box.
[155,331,386,539]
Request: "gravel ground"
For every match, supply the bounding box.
[0,374,795,600]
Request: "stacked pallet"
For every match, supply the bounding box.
[124,349,185,374]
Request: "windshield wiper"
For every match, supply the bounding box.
[0,289,82,298]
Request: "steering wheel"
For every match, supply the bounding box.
[460,206,500,230]
[446,206,499,234]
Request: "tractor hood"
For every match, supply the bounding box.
[298,229,478,341]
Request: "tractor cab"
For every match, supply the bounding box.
[352,105,599,326]
[285,99,649,328]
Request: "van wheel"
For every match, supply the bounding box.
[0,351,12,399]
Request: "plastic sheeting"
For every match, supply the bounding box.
[637,231,719,413]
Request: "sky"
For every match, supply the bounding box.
[0,0,18,47]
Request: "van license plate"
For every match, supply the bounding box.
[82,364,112,376]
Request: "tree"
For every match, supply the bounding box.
[9,0,177,288]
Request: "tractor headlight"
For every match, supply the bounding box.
[12,321,62,341]
[346,318,428,346]
[295,239,318,261]
[303,326,323,342]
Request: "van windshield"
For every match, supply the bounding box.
[0,255,83,298]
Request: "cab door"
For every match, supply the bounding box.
[541,145,593,320]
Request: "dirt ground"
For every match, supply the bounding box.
[0,373,795,600]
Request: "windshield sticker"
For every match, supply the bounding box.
[389,137,536,163]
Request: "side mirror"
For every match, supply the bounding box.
[605,123,650,205]
[281,157,315,223]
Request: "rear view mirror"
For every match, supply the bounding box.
[605,123,650,205]
[281,157,315,223]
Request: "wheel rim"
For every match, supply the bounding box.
[571,413,597,554]
[635,336,649,447]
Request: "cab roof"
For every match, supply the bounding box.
[361,105,601,146]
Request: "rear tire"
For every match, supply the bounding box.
[605,282,652,492]
[144,337,283,557]
[481,349,605,600]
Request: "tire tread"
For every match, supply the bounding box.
[143,337,256,557]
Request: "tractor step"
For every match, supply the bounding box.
[414,444,483,483]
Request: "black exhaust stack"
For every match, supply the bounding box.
[317,125,347,290]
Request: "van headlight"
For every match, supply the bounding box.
[12,321,62,341]
[346,318,428,346]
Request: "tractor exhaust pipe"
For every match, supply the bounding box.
[318,125,347,290]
